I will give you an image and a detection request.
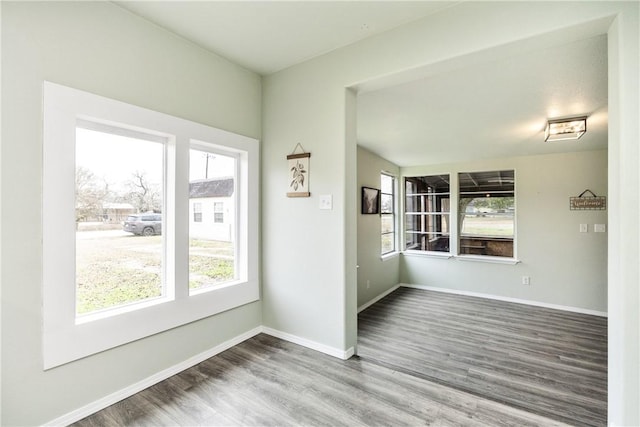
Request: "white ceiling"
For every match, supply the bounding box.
[113,1,608,168]
[114,1,457,75]
[357,34,608,167]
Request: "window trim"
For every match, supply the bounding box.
[213,201,224,224]
[403,174,451,254]
[457,169,516,259]
[400,170,518,262]
[380,172,396,256]
[43,81,259,369]
[193,202,203,222]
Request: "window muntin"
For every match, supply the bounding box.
[381,173,395,255]
[75,127,166,316]
[188,148,237,293]
[405,175,450,253]
[458,170,515,258]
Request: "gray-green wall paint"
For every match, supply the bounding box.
[400,150,608,312]
[262,3,637,424]
[1,2,262,425]
[357,146,400,307]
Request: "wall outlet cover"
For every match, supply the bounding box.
[594,224,606,233]
[319,194,332,210]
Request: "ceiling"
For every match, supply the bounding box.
[113,1,608,168]
[357,34,608,167]
[114,1,457,75]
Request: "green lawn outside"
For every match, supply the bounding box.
[76,232,234,315]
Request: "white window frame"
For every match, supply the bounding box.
[42,82,259,369]
[213,201,224,224]
[380,172,396,256]
[403,174,451,254]
[193,202,203,222]
[457,169,517,261]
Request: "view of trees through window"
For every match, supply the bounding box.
[75,126,164,315]
[74,128,241,315]
[458,170,515,257]
[380,173,395,255]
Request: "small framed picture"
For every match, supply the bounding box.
[361,187,380,214]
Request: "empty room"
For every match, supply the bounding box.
[1,1,639,426]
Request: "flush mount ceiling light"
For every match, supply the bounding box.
[545,116,587,142]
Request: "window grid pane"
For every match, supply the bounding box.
[405,175,450,253]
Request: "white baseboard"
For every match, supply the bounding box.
[261,326,354,360]
[43,326,263,427]
[358,285,400,313]
[400,283,608,317]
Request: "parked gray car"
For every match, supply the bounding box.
[123,213,162,236]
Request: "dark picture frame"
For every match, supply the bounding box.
[361,187,380,214]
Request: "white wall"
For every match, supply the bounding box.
[400,150,607,312]
[1,3,261,425]
[262,2,638,424]
[357,146,400,307]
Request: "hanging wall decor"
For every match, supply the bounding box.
[570,189,606,210]
[287,143,311,197]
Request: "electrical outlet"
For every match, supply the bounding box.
[522,276,530,285]
[594,224,606,233]
[319,194,332,210]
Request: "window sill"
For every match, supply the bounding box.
[455,255,520,265]
[402,250,453,259]
[380,252,399,261]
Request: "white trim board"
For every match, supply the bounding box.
[43,326,263,427]
[358,285,400,313]
[261,326,355,360]
[399,283,608,317]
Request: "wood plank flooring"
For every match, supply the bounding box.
[357,287,607,427]
[73,333,574,426]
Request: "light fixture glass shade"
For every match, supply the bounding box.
[545,117,587,142]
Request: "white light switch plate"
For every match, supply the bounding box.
[579,224,588,233]
[319,194,332,210]
[594,224,606,233]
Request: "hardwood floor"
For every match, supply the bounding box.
[73,287,605,426]
[73,334,572,426]
[358,287,607,427]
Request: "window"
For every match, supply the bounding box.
[75,126,165,316]
[189,148,237,294]
[43,82,259,369]
[458,170,515,258]
[380,173,395,255]
[193,202,203,222]
[405,175,450,253]
[214,202,224,223]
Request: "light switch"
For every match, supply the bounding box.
[319,194,332,210]
[594,224,606,233]
[579,224,588,233]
